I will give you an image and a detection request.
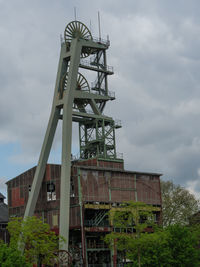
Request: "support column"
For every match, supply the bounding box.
[113,239,117,267]
[78,168,87,266]
[59,38,82,251]
[134,174,138,202]
[23,44,67,219]
[24,107,60,218]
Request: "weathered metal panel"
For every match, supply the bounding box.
[98,160,124,170]
[7,163,161,230]
[78,168,162,205]
[81,170,110,203]
[45,164,51,181]
[136,175,161,205]
[75,158,124,170]
[69,206,81,228]
[98,174,108,202]
[110,172,136,202]
[76,158,98,167]
[11,187,24,208]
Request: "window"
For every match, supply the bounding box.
[47,192,56,201]
[47,182,56,201]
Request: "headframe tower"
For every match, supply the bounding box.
[23,20,122,251]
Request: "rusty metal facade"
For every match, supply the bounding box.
[7,159,162,265]
[7,162,162,214]
[7,162,161,221]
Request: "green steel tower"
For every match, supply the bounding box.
[23,21,122,251]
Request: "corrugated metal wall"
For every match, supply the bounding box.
[81,170,110,203]
[80,169,161,205]
[6,162,161,229]
[136,175,161,205]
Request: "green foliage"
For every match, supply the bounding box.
[0,241,30,267]
[109,201,156,236]
[104,231,132,252]
[108,225,200,267]
[7,216,65,266]
[105,201,200,266]
[166,224,200,267]
[105,201,157,266]
[126,230,172,267]
[161,180,199,226]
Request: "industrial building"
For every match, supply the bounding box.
[6,20,162,266]
[7,158,162,265]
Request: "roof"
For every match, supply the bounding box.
[0,193,5,199]
[0,203,8,223]
[6,165,37,184]
[6,163,162,185]
[74,164,163,176]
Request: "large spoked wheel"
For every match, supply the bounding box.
[60,72,90,98]
[69,245,83,265]
[77,73,90,91]
[64,21,92,58]
[65,21,92,41]
[53,250,72,267]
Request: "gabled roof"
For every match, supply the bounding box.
[0,192,5,199]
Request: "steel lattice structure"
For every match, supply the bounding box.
[23,20,122,251]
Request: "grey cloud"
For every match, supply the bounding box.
[1,0,200,198]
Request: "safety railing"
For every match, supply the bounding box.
[84,219,110,227]
[60,35,110,46]
[90,88,115,99]
[92,36,110,46]
[80,59,114,73]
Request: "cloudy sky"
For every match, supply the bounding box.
[1,0,200,199]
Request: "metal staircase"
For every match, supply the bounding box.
[91,210,108,226]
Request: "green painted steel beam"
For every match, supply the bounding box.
[74,90,113,101]
[79,63,114,75]
[73,111,112,120]
[23,43,68,219]
[59,37,82,251]
[80,39,109,49]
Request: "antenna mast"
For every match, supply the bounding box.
[98,11,101,40]
[74,7,77,21]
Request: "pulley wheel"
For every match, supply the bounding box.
[64,21,92,58]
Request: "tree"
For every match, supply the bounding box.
[126,230,171,267]
[104,201,156,266]
[105,201,200,267]
[166,224,200,267]
[7,216,65,266]
[161,180,199,227]
[126,224,200,267]
[0,241,30,267]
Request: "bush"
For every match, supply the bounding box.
[0,242,30,267]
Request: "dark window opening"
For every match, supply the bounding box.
[47,182,56,201]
